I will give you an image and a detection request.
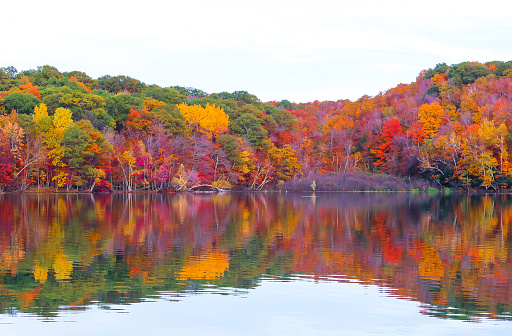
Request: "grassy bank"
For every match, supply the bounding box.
[283,172,432,192]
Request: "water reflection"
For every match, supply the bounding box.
[0,192,512,321]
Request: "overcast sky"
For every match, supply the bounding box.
[2,0,511,103]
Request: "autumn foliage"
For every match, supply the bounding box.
[1,61,512,191]
[177,103,229,138]
[1,193,512,320]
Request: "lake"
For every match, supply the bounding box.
[1,192,512,335]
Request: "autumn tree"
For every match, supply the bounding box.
[18,76,42,99]
[0,132,14,190]
[69,76,92,93]
[418,102,444,138]
[371,118,402,173]
[177,103,229,139]
[218,134,252,183]
[459,122,501,189]
[125,107,154,139]
[44,107,74,188]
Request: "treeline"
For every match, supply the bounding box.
[1,61,512,191]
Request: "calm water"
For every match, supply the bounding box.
[1,192,512,335]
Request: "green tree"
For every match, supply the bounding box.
[143,85,186,105]
[149,104,187,135]
[264,104,297,131]
[230,113,268,147]
[62,71,97,88]
[42,86,105,112]
[216,90,260,105]
[3,92,41,114]
[448,62,491,87]
[278,99,294,109]
[98,75,146,93]
[20,65,62,86]
[424,63,449,79]
[485,61,512,77]
[87,108,116,130]
[218,134,252,177]
[97,91,144,128]
[61,124,92,169]
[0,66,18,91]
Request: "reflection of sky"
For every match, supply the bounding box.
[1,279,511,336]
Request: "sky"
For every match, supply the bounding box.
[2,0,512,103]
[3,279,511,335]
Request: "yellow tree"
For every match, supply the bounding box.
[478,120,512,185]
[0,111,24,162]
[33,103,48,123]
[459,122,501,189]
[265,141,301,182]
[494,123,512,179]
[44,107,74,188]
[438,84,460,110]
[177,103,229,139]
[117,150,136,191]
[418,102,444,138]
[460,87,480,122]
[29,103,52,189]
[143,99,166,112]
[32,103,53,137]
[52,107,73,131]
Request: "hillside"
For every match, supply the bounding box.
[0,61,512,191]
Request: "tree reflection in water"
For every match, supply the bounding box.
[0,192,512,321]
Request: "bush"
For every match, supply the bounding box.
[212,179,232,189]
[284,172,432,192]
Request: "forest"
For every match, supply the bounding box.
[1,61,512,192]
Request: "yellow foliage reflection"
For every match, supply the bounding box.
[177,249,230,282]
[419,247,445,281]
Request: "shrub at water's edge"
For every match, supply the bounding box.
[283,172,433,192]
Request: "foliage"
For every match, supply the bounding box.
[3,92,41,114]
[177,103,229,139]
[0,132,14,190]
[0,61,512,191]
[448,62,492,87]
[418,102,444,138]
[97,75,146,93]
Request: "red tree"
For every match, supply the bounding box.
[372,118,403,172]
[0,132,15,190]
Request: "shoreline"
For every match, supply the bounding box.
[2,188,511,195]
